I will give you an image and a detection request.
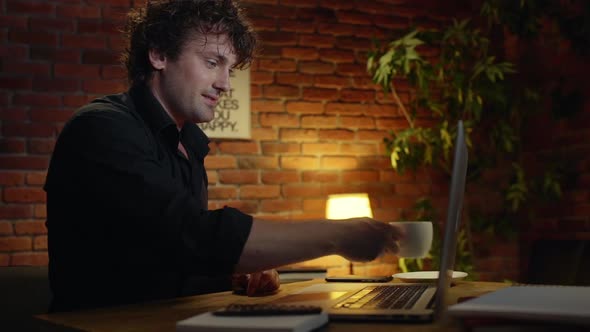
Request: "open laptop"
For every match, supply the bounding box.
[272,120,468,322]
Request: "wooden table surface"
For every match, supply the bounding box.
[35,279,509,332]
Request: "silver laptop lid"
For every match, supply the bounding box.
[433,120,468,320]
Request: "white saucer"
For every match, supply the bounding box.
[393,271,468,283]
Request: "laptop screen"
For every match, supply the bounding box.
[433,120,468,320]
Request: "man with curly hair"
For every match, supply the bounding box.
[45,0,404,312]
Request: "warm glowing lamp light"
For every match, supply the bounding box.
[326,193,373,220]
[326,193,373,275]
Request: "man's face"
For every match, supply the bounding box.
[150,32,237,125]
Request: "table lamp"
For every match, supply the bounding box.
[325,193,373,275]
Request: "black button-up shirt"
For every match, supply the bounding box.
[44,84,253,312]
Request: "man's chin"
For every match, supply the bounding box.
[201,113,215,123]
[191,110,215,123]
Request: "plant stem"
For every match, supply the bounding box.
[390,82,414,128]
[399,257,408,273]
[464,205,474,266]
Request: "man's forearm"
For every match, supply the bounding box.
[234,217,402,274]
[234,218,342,273]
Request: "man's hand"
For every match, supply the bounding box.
[336,218,405,262]
[232,269,280,296]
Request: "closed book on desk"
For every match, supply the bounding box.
[448,285,590,326]
[176,312,328,332]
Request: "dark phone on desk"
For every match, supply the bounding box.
[325,275,393,282]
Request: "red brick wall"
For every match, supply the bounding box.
[514,24,590,281]
[1,0,588,281]
[1,0,131,266]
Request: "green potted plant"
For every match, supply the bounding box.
[366,1,582,278]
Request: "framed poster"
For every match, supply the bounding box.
[198,68,251,139]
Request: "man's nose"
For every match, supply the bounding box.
[213,69,231,93]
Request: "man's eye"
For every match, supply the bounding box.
[207,60,217,68]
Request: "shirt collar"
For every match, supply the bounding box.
[181,122,210,161]
[129,84,210,160]
[129,84,176,135]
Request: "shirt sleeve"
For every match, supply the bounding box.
[45,106,252,276]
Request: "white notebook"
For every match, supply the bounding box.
[176,311,328,332]
[448,285,590,326]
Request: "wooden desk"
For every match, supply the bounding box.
[35,280,508,332]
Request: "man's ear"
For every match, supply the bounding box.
[148,49,167,70]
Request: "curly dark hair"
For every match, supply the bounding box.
[122,0,257,86]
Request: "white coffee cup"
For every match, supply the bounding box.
[390,221,433,258]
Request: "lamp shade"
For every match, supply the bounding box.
[326,193,373,220]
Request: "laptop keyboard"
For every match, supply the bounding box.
[333,285,429,310]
